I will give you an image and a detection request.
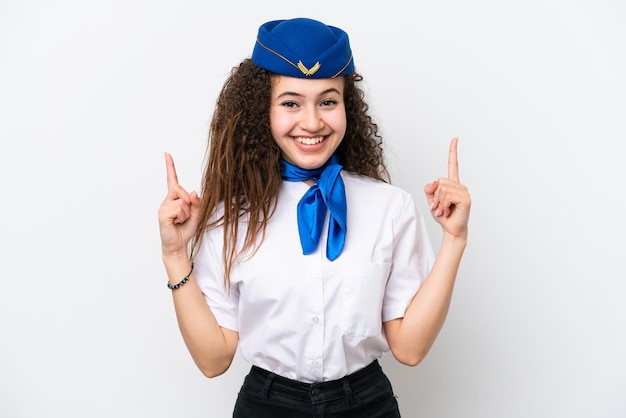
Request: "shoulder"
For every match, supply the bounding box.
[341,171,417,219]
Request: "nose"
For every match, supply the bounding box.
[300,106,324,132]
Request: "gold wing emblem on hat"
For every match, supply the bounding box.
[297,60,321,76]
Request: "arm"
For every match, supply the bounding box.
[384,137,471,366]
[158,153,238,377]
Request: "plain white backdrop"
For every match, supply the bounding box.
[1,0,625,417]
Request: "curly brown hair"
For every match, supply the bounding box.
[191,59,389,285]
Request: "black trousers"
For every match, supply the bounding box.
[232,360,401,418]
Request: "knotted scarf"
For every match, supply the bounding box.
[280,154,347,261]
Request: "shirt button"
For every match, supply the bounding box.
[311,272,319,279]
[312,316,319,324]
[312,361,319,367]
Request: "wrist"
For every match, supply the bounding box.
[441,231,468,249]
[162,254,194,289]
[162,252,192,274]
[167,262,194,290]
[162,249,190,263]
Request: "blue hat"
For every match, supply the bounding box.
[251,18,354,79]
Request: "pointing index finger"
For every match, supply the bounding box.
[165,152,179,191]
[448,137,460,182]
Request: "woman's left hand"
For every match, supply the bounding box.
[424,137,471,239]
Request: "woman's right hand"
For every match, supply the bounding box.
[158,153,202,258]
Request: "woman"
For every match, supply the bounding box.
[158,17,471,417]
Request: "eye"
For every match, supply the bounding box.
[320,99,338,107]
[281,100,299,108]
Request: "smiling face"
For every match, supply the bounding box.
[269,75,347,170]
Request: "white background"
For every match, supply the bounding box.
[1,0,625,417]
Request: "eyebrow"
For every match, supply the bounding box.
[275,87,342,99]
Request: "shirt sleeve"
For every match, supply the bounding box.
[382,196,435,322]
[193,227,240,332]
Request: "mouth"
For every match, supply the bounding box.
[294,136,325,145]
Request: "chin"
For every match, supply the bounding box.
[291,156,332,170]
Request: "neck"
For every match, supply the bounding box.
[280,154,341,185]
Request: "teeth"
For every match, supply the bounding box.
[295,136,324,145]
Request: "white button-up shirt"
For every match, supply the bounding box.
[195,172,434,383]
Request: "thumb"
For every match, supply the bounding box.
[190,191,202,211]
[424,180,437,198]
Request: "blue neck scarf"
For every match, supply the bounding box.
[280,154,347,261]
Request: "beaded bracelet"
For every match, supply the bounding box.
[167,263,194,290]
